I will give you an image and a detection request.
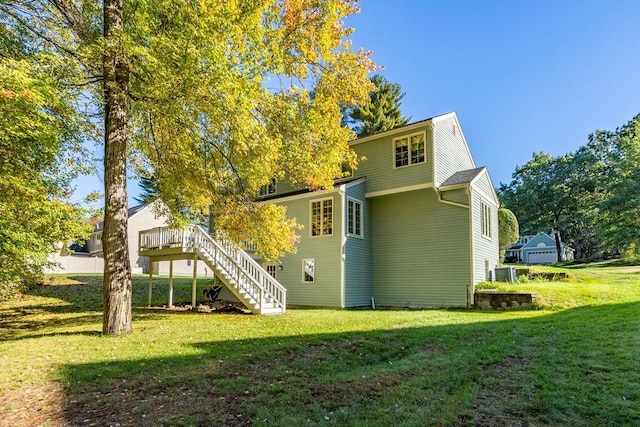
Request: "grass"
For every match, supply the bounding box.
[0,264,639,426]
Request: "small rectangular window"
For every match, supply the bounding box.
[259,178,276,196]
[311,197,333,237]
[347,198,363,238]
[303,259,315,283]
[264,263,277,279]
[394,132,426,168]
[481,201,492,239]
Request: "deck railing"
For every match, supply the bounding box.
[138,225,286,313]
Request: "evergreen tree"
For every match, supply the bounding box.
[134,175,159,204]
[498,208,519,262]
[348,74,410,137]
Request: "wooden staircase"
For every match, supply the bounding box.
[138,225,286,315]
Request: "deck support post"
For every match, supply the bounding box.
[168,260,174,308]
[147,263,153,307]
[191,256,198,309]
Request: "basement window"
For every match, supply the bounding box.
[303,259,315,283]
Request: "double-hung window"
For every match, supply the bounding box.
[394,132,426,168]
[481,201,492,239]
[311,197,333,237]
[347,198,363,238]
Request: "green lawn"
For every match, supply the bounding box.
[1,264,639,426]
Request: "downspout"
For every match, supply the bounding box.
[339,185,346,309]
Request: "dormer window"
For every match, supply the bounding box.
[394,132,426,168]
[259,178,276,196]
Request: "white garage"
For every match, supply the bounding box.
[520,233,574,265]
[526,250,557,265]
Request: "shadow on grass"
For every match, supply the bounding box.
[58,302,640,427]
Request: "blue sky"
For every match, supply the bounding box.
[347,0,640,186]
[75,0,640,206]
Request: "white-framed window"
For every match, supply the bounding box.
[394,131,426,168]
[310,197,333,237]
[259,178,276,196]
[347,198,363,238]
[264,262,277,279]
[303,259,315,283]
[481,201,492,239]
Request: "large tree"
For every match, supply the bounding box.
[592,115,640,254]
[347,74,410,137]
[2,1,375,333]
[498,152,591,262]
[498,114,639,262]
[0,23,92,297]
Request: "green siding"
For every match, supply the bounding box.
[272,191,344,307]
[344,181,371,307]
[350,125,434,195]
[370,189,471,307]
[475,170,497,203]
[433,116,476,186]
[470,186,499,288]
[440,187,469,206]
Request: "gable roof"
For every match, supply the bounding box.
[439,167,486,187]
[521,233,573,251]
[93,201,158,232]
[349,111,456,146]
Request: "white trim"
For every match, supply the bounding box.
[435,188,469,209]
[302,258,315,283]
[349,119,433,146]
[433,112,477,173]
[258,178,277,197]
[471,168,500,206]
[346,197,364,239]
[481,199,493,240]
[342,177,367,189]
[259,187,338,205]
[309,196,334,237]
[263,262,278,279]
[392,130,427,169]
[365,183,433,198]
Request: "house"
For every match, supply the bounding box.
[505,233,574,264]
[48,200,209,277]
[519,233,574,264]
[249,112,500,308]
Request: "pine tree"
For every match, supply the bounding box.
[349,74,410,137]
[134,175,159,204]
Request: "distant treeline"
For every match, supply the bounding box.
[498,114,639,261]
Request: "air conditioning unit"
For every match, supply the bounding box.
[493,266,516,283]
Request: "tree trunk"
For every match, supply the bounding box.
[102,0,132,334]
[554,228,563,263]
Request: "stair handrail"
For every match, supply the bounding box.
[140,225,286,313]
[187,225,286,313]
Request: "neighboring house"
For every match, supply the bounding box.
[505,233,574,264]
[251,112,500,308]
[48,200,209,277]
